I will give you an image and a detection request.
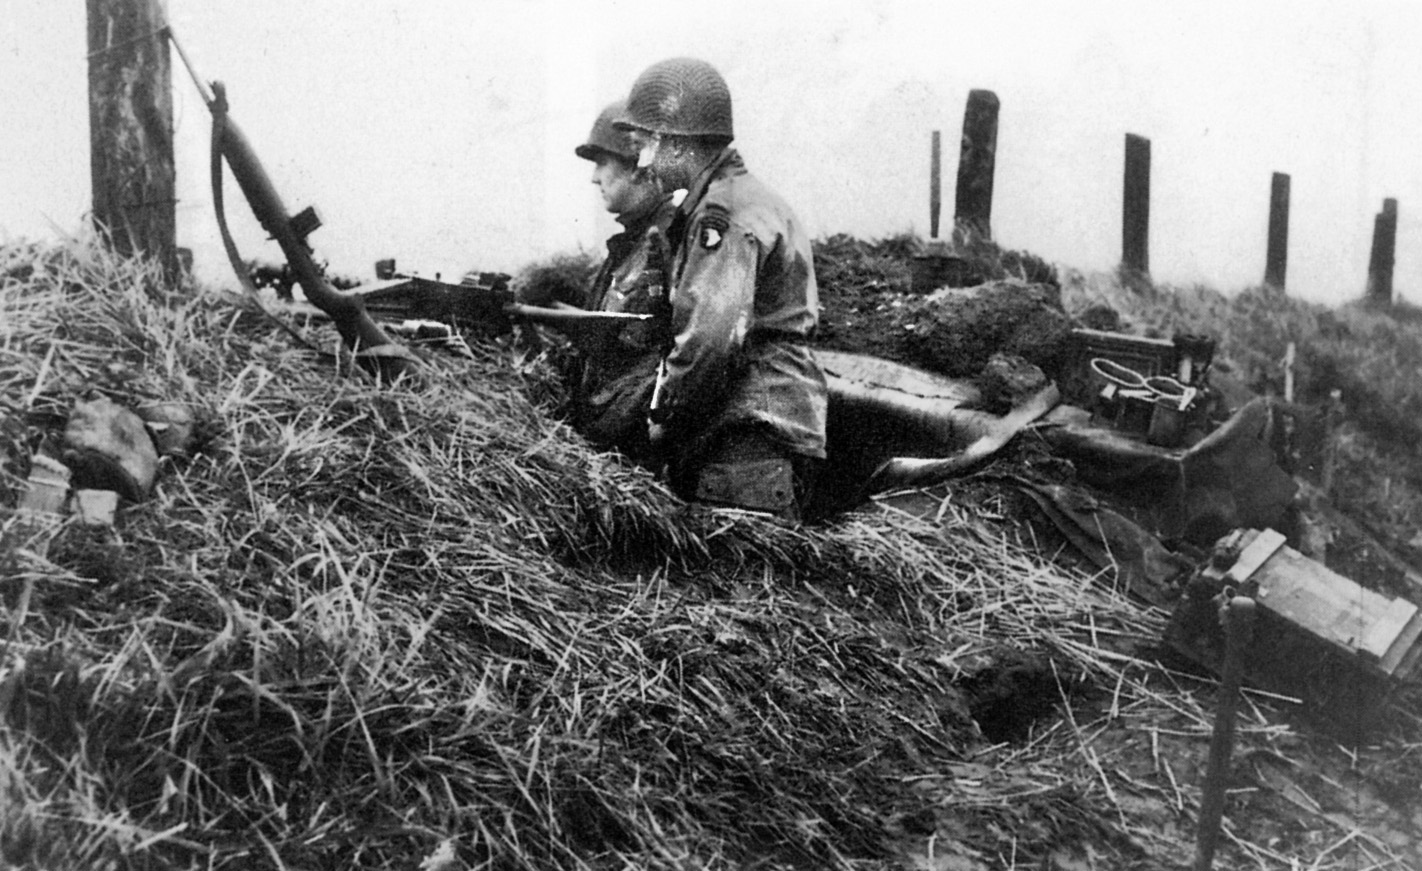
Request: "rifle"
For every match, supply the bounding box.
[500,224,672,364]
[503,302,655,358]
[167,28,418,382]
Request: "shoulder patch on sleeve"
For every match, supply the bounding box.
[697,206,731,250]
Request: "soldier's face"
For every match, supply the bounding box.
[591,154,655,218]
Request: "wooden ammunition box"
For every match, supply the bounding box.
[1167,528,1422,736]
[1062,328,1179,411]
[1071,328,1178,382]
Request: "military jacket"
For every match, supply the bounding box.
[656,149,828,459]
[570,197,677,458]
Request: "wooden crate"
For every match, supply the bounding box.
[1167,528,1422,734]
[1072,328,1178,380]
[1062,328,1179,412]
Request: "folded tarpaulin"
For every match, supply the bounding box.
[1006,478,1194,606]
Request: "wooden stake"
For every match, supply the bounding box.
[954,90,999,244]
[1264,172,1290,290]
[86,0,177,278]
[1122,133,1151,276]
[1321,389,1341,496]
[1366,198,1398,308]
[930,130,942,240]
[1193,597,1255,871]
[1282,342,1295,404]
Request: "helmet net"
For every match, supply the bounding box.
[622,57,733,139]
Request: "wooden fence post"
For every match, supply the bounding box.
[929,130,942,241]
[953,89,998,244]
[86,0,177,277]
[1264,172,1290,290]
[1122,133,1151,276]
[1365,198,1398,307]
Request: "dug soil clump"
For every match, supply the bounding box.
[813,235,1074,395]
[894,281,1074,380]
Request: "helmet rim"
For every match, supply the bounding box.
[576,99,640,163]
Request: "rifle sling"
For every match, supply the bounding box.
[209,85,324,355]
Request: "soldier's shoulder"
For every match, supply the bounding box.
[700,173,792,232]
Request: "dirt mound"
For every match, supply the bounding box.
[0,236,1163,870]
[814,236,1073,390]
[894,281,1073,378]
[4,235,1421,870]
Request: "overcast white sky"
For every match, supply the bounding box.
[3,1,1420,305]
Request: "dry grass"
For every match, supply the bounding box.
[0,233,1417,870]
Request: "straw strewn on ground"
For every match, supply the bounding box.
[1,235,1417,870]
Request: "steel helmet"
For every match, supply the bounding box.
[614,57,733,140]
[575,99,639,163]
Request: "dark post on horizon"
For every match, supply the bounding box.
[1265,172,1290,290]
[87,0,177,277]
[930,130,942,240]
[954,89,999,243]
[1366,198,1398,307]
[1122,133,1151,276]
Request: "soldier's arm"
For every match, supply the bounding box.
[653,207,759,430]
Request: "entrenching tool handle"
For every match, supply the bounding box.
[1193,595,1256,871]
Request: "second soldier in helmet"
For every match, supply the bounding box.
[565,99,679,463]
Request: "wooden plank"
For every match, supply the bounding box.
[815,349,980,405]
[1227,528,1287,584]
[1379,609,1422,677]
[1393,632,1422,682]
[1362,597,1419,664]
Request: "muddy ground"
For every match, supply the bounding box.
[809,235,1422,869]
